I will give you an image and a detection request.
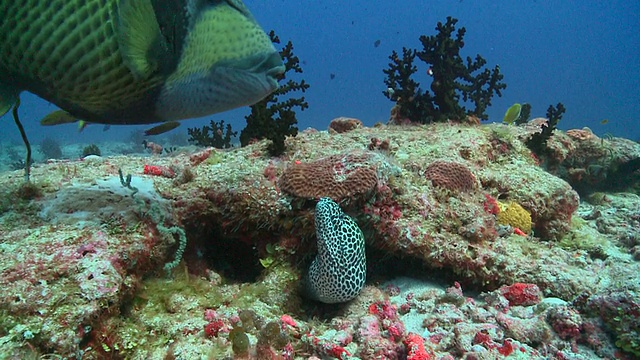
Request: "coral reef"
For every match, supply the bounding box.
[239,31,309,156]
[424,161,477,192]
[496,201,533,234]
[545,129,640,195]
[278,152,382,202]
[384,17,506,123]
[0,172,177,357]
[0,120,638,359]
[187,119,237,149]
[586,289,640,357]
[81,144,101,157]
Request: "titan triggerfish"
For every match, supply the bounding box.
[0,0,284,125]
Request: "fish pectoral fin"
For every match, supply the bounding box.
[115,0,167,80]
[0,82,19,118]
[40,110,78,126]
[144,121,181,136]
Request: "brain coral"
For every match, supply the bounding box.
[496,201,532,234]
[424,161,476,192]
[279,153,378,201]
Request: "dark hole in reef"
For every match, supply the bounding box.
[201,236,262,282]
[181,222,262,283]
[365,245,455,288]
[366,246,485,296]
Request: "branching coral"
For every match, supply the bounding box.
[383,48,435,124]
[515,103,532,125]
[526,102,566,156]
[239,31,310,156]
[187,119,237,149]
[384,17,506,123]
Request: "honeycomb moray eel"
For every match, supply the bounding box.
[305,198,366,303]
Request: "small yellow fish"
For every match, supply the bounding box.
[503,103,522,124]
[600,119,609,125]
[39,110,78,126]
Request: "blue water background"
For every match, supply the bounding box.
[2,0,638,146]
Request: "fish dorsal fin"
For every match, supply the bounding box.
[40,110,78,126]
[115,0,167,80]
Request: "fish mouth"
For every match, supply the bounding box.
[261,52,285,74]
[155,51,285,121]
[225,51,283,74]
[217,51,284,89]
[266,63,285,79]
[255,51,285,86]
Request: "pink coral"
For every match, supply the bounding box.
[204,320,226,338]
[304,334,351,360]
[566,128,596,141]
[499,283,541,306]
[280,314,297,329]
[143,164,175,178]
[368,137,391,151]
[424,161,476,192]
[548,306,582,340]
[404,333,431,360]
[189,148,212,165]
[279,153,378,201]
[483,194,500,215]
[143,140,163,154]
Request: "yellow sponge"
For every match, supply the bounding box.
[496,201,532,234]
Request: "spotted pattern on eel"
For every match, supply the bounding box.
[306,197,366,303]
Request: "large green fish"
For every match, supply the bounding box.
[0,0,284,126]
